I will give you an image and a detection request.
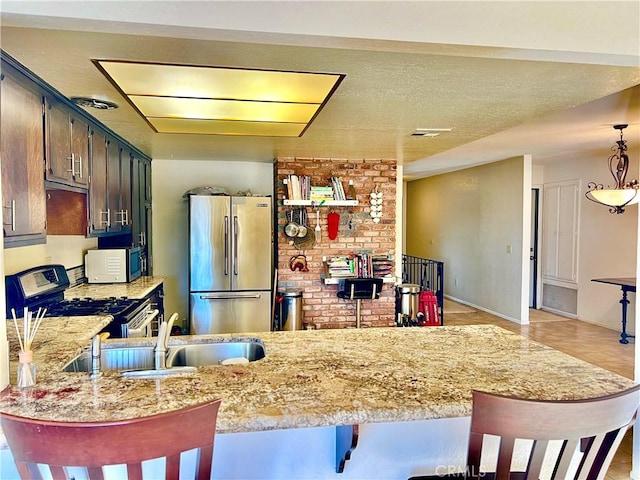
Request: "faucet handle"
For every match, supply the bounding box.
[163,313,179,349]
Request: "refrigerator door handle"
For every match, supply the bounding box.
[224,215,230,276]
[233,215,239,276]
[199,294,262,300]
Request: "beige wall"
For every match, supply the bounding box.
[405,157,528,322]
[3,236,98,275]
[543,145,638,333]
[151,159,274,330]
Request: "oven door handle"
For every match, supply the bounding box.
[126,309,159,337]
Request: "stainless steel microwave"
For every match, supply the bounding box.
[85,247,142,283]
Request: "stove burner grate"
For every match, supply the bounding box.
[44,297,139,317]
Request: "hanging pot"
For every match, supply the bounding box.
[284,222,300,238]
[284,209,300,238]
[296,208,308,238]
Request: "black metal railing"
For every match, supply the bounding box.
[401,254,445,325]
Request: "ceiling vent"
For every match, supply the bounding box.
[71,97,119,110]
[408,127,453,137]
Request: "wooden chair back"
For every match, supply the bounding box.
[467,386,640,480]
[0,398,222,480]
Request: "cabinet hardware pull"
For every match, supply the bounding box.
[66,153,77,177]
[3,200,16,231]
[99,209,110,226]
[116,209,129,225]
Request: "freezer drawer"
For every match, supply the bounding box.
[189,291,272,334]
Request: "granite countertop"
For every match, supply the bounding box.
[64,276,165,300]
[1,322,635,435]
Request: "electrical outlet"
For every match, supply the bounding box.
[506,245,512,254]
[454,278,459,286]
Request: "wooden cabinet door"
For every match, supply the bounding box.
[142,157,152,203]
[70,114,89,187]
[106,137,122,233]
[45,98,73,185]
[88,128,108,235]
[1,69,46,246]
[119,149,132,231]
[131,155,150,248]
[45,97,89,189]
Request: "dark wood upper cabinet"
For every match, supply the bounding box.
[88,128,108,235]
[45,97,89,189]
[119,148,132,231]
[1,67,47,247]
[2,51,150,247]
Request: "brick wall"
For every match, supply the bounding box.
[276,157,397,329]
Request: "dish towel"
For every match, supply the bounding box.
[327,212,340,240]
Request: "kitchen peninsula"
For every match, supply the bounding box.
[1,323,634,479]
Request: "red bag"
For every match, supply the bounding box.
[418,290,440,326]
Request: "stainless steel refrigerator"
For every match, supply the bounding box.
[189,195,273,334]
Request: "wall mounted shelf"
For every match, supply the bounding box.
[323,276,396,285]
[283,199,358,207]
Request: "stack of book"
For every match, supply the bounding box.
[309,185,334,202]
[324,256,356,278]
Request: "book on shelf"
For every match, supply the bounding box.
[330,177,346,200]
[285,174,312,200]
[324,256,356,278]
[309,185,334,201]
[324,254,394,280]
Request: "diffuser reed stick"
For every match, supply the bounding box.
[11,307,46,388]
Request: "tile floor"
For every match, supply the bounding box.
[443,303,635,480]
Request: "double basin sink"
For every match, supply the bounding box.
[63,338,266,377]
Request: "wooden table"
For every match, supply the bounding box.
[591,278,636,344]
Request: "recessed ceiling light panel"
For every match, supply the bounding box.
[129,95,320,123]
[149,117,306,137]
[94,60,344,137]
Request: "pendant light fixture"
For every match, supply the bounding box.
[585,124,638,214]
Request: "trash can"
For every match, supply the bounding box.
[279,291,303,331]
[396,284,420,321]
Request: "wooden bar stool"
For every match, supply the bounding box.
[1,398,222,480]
[408,386,640,480]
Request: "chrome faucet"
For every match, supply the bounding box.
[90,332,109,378]
[154,313,178,370]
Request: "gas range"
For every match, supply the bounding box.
[5,264,152,338]
[44,297,141,318]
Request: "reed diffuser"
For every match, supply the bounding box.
[11,307,46,388]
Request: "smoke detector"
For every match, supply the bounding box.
[71,97,119,110]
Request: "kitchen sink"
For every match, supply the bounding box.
[167,340,266,367]
[62,346,156,373]
[62,339,265,373]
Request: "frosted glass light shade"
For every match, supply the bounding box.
[589,188,639,207]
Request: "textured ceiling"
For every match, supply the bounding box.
[1,2,639,179]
